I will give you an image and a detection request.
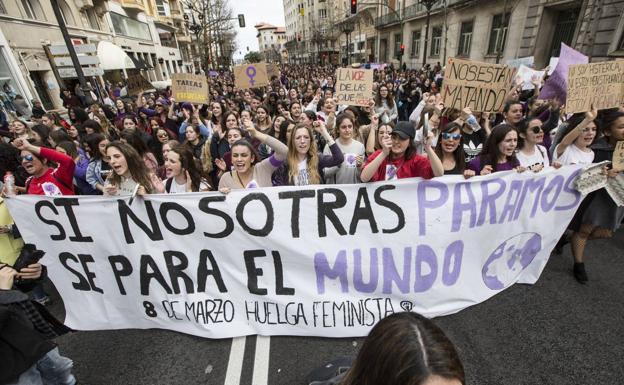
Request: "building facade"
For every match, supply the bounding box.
[255,23,287,63]
[283,0,623,69]
[0,0,192,112]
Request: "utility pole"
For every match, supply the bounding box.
[50,0,92,104]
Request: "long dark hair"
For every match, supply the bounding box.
[597,108,624,145]
[105,141,154,193]
[278,118,295,145]
[121,130,150,157]
[478,124,519,171]
[340,312,465,385]
[375,84,395,109]
[169,143,205,192]
[434,122,465,172]
[85,133,107,161]
[231,139,261,166]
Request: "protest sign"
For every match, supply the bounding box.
[516,65,545,91]
[442,57,516,113]
[566,61,624,114]
[171,74,209,104]
[507,56,534,69]
[613,141,624,172]
[335,68,374,106]
[126,74,154,96]
[266,63,280,80]
[234,63,269,89]
[539,43,588,102]
[5,167,584,339]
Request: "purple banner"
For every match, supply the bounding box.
[539,43,587,102]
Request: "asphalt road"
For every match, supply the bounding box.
[45,227,624,385]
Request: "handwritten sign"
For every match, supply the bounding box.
[442,58,516,113]
[5,168,584,338]
[335,68,374,107]
[171,74,209,104]
[613,141,624,172]
[234,63,269,89]
[566,62,624,114]
[126,74,153,96]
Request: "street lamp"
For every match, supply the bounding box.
[341,20,355,66]
[420,0,440,68]
[185,13,204,72]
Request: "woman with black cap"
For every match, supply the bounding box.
[361,121,443,182]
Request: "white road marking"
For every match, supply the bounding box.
[224,336,246,385]
[251,336,271,385]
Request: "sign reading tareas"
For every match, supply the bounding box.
[234,63,269,89]
[171,73,209,104]
[566,61,624,114]
[335,68,374,107]
[442,57,516,113]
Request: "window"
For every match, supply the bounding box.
[357,41,365,51]
[81,9,100,30]
[21,0,45,20]
[319,8,327,19]
[458,20,473,57]
[155,0,169,16]
[430,26,442,57]
[411,30,421,58]
[58,0,76,25]
[394,33,402,56]
[488,13,509,55]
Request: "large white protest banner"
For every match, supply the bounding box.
[5,167,583,339]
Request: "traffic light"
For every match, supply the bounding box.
[238,14,245,28]
[351,0,357,14]
[400,44,405,56]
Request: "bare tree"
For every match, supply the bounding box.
[182,0,238,72]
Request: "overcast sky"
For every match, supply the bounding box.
[230,0,286,59]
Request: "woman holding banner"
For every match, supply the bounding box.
[103,141,162,196]
[361,121,442,182]
[162,143,210,193]
[567,109,624,283]
[467,125,523,175]
[218,119,288,192]
[323,113,365,184]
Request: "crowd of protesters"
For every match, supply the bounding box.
[0,61,623,384]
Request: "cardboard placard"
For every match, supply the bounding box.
[266,64,280,80]
[566,61,624,114]
[613,141,624,172]
[171,74,209,104]
[234,63,269,89]
[334,68,374,107]
[442,57,516,113]
[126,74,153,96]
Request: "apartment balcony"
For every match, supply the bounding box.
[120,0,145,12]
[375,12,400,28]
[177,34,192,44]
[170,9,184,21]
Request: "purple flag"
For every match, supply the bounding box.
[539,43,588,102]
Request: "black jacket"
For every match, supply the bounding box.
[0,290,56,384]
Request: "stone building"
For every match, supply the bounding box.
[255,23,287,63]
[0,0,192,111]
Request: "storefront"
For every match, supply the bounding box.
[0,30,35,118]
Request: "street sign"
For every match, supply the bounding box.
[58,67,104,78]
[49,43,97,55]
[54,56,100,66]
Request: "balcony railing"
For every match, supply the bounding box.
[110,12,152,41]
[375,12,400,27]
[119,0,145,12]
[376,0,470,28]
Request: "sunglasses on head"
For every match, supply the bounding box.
[441,132,462,140]
[158,133,168,138]
[530,125,543,134]
[20,154,34,162]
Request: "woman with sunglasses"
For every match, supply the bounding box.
[552,109,597,166]
[434,122,474,177]
[516,118,553,172]
[11,138,75,196]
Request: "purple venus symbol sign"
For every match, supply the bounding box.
[246,65,257,86]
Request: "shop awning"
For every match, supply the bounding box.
[96,41,135,70]
[129,55,153,70]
